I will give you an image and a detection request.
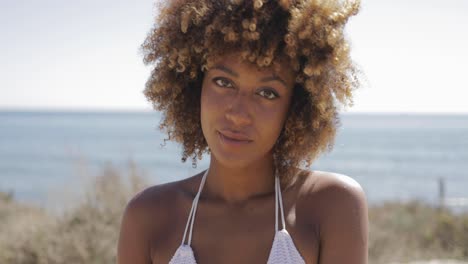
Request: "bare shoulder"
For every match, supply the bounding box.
[117,181,175,263]
[297,170,367,209]
[123,181,177,225]
[294,169,368,235]
[118,174,201,263]
[122,174,199,231]
[119,181,179,244]
[295,170,369,263]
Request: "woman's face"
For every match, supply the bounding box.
[200,53,296,168]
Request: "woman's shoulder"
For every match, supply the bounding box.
[297,169,366,200]
[118,175,202,262]
[297,170,368,261]
[295,169,367,221]
[122,172,204,233]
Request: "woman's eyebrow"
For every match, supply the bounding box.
[212,65,239,77]
[260,75,288,88]
[212,64,288,88]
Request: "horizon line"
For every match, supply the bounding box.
[1,107,468,115]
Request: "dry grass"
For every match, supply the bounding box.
[0,162,147,264]
[1,165,467,263]
[369,201,468,264]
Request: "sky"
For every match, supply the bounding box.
[1,0,467,113]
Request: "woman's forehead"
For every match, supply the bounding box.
[208,52,296,84]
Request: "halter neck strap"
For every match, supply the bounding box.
[181,169,208,246]
[275,174,287,231]
[181,169,288,246]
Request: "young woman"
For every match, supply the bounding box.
[118,0,368,263]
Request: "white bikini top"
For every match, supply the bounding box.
[168,169,305,264]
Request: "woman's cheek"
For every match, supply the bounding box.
[261,103,289,134]
[205,87,224,110]
[201,86,227,119]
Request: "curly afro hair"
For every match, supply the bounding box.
[141,0,361,184]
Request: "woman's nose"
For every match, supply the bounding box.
[225,93,252,127]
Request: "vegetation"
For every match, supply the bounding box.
[370,201,468,264]
[1,165,467,263]
[0,163,146,264]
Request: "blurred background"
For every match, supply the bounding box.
[1,0,467,263]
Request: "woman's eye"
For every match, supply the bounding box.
[213,77,233,88]
[258,89,279,100]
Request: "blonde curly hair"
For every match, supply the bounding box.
[141,0,361,184]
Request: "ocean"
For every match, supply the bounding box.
[0,110,467,210]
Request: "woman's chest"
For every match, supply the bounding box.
[150,198,320,264]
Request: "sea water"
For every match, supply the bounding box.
[0,110,467,210]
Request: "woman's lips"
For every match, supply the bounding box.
[217,131,252,146]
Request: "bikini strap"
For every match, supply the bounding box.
[181,169,208,246]
[275,174,287,231]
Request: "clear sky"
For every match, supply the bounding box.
[1,0,467,113]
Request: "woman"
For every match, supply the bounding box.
[118,0,368,263]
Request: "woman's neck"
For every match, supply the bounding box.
[203,155,276,205]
